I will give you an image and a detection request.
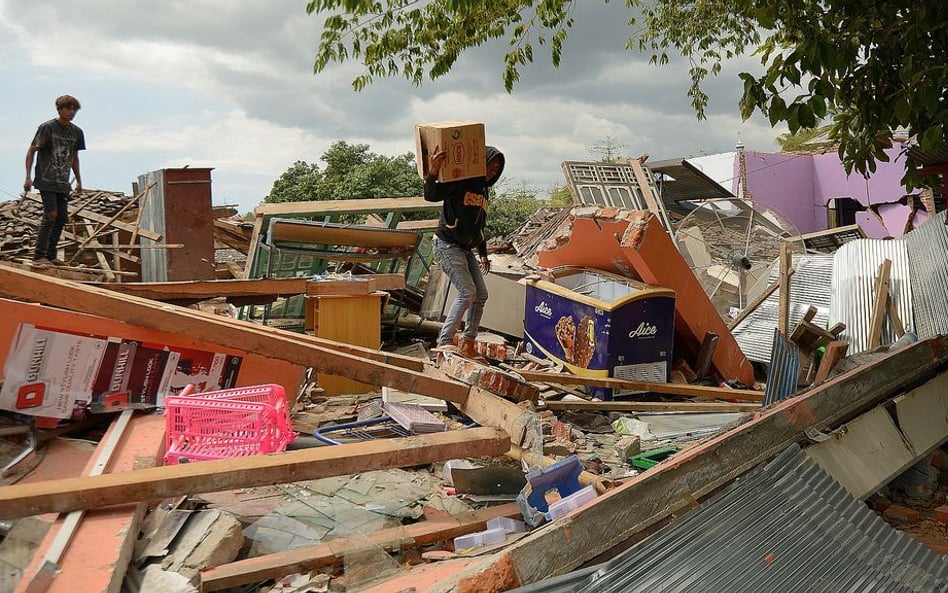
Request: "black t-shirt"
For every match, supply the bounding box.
[32,119,86,193]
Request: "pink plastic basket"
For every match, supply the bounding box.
[164,384,295,465]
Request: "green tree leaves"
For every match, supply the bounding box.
[265,141,424,204]
[305,0,947,187]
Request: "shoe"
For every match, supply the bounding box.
[457,336,481,359]
[48,258,69,267]
[31,257,51,269]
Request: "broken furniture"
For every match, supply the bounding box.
[240,198,440,332]
[789,306,845,383]
[305,290,387,394]
[136,167,217,282]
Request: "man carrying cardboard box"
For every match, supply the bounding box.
[424,144,506,358]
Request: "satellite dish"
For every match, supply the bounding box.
[674,198,805,319]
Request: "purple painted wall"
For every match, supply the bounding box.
[739,147,920,238]
[735,152,819,234]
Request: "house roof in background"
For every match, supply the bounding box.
[647,158,735,202]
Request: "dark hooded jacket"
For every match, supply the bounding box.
[424,146,505,258]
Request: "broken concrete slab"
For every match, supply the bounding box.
[161,510,243,584]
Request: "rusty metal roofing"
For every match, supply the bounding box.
[732,254,834,363]
[907,143,948,169]
[830,239,913,354]
[510,445,948,593]
[903,210,948,339]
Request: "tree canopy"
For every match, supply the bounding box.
[265,140,424,203]
[306,0,947,186]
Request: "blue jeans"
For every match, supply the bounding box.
[34,191,69,260]
[433,236,488,345]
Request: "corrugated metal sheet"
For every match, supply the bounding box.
[732,254,834,363]
[510,445,948,593]
[903,210,948,339]
[764,329,801,405]
[830,239,913,354]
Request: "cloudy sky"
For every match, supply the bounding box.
[0,1,786,215]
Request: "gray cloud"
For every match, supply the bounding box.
[0,1,785,211]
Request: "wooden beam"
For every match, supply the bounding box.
[73,210,162,241]
[0,427,509,520]
[868,259,893,348]
[92,276,405,302]
[542,400,761,413]
[16,414,165,593]
[200,503,522,591]
[813,340,849,384]
[254,197,439,218]
[777,243,794,336]
[516,371,763,402]
[0,265,464,400]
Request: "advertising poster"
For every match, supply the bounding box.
[0,324,243,418]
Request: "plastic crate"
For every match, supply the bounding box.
[164,384,295,465]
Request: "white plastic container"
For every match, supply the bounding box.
[487,516,527,534]
[453,527,507,551]
[546,484,598,520]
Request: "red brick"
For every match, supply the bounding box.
[439,354,539,403]
[882,504,922,525]
[933,505,948,525]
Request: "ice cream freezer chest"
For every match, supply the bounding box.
[523,268,675,386]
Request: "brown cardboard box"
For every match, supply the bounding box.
[415,121,486,182]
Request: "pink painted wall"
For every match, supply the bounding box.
[735,152,819,234]
[739,147,920,238]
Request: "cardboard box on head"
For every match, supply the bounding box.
[415,121,486,182]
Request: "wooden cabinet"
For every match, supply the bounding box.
[305,292,385,395]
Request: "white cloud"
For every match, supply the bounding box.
[0,0,789,213]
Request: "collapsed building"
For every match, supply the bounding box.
[1,143,948,593]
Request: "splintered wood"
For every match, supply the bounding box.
[0,189,166,282]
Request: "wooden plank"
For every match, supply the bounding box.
[92,276,402,301]
[242,214,265,279]
[543,400,761,413]
[76,182,152,250]
[254,197,439,218]
[14,414,165,593]
[0,427,509,520]
[447,337,948,591]
[200,503,522,591]
[868,259,892,348]
[73,210,162,241]
[516,370,763,402]
[813,340,849,384]
[887,294,905,337]
[0,265,463,399]
[271,220,419,249]
[777,243,794,336]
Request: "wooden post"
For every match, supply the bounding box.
[867,259,893,348]
[777,243,794,336]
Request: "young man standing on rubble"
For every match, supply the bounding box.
[24,94,86,268]
[425,145,505,358]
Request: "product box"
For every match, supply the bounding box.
[415,121,486,182]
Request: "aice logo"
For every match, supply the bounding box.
[534,301,553,319]
[628,322,658,339]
